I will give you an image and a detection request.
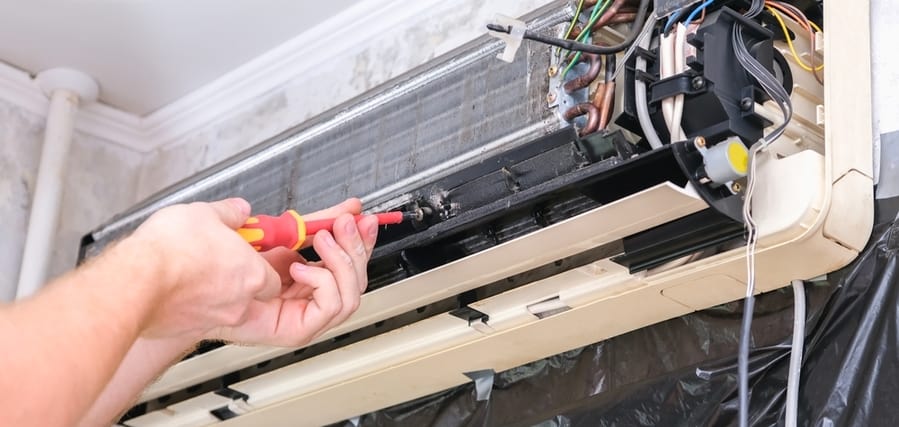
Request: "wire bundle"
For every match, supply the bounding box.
[766,0,824,84]
[485,0,652,58]
[733,1,795,427]
[561,0,611,78]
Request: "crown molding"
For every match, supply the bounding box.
[0,0,453,153]
[140,0,430,150]
[0,62,145,152]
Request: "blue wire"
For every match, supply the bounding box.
[683,0,714,29]
[663,9,683,34]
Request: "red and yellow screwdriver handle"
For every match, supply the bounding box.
[238,209,411,252]
[238,210,307,252]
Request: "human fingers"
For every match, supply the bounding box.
[303,198,363,221]
[332,214,371,294]
[312,228,361,325]
[252,261,283,301]
[206,198,252,229]
[260,247,304,286]
[297,199,363,250]
[283,262,343,341]
[357,215,379,261]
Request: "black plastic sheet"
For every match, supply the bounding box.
[333,198,899,427]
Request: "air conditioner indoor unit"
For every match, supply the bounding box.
[80,0,872,425]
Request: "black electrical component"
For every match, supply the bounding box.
[617,7,792,145]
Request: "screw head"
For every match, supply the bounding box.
[731,182,743,193]
[740,97,753,111]
[548,66,558,77]
[695,136,707,148]
[547,92,557,104]
[691,76,705,90]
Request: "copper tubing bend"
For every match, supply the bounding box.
[591,0,630,30]
[564,103,601,136]
[563,53,602,93]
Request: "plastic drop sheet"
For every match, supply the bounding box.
[331,198,899,427]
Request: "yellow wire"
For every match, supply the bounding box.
[766,5,823,72]
[563,0,587,40]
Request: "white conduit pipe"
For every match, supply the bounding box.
[16,69,98,299]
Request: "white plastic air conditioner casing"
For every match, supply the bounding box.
[126,1,873,425]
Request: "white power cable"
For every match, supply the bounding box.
[786,279,806,427]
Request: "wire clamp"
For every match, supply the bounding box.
[487,14,526,63]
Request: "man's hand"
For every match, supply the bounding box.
[128,197,377,346]
[208,199,379,346]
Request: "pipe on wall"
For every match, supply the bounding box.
[16,69,98,299]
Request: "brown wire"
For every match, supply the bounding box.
[766,1,824,85]
[777,1,824,85]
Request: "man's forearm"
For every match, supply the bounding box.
[0,239,160,427]
[79,336,197,426]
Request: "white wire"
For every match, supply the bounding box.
[786,279,806,427]
[634,20,664,149]
[672,23,687,141]
[660,30,676,141]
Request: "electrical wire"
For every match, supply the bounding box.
[672,23,687,141]
[660,30,676,140]
[683,0,714,28]
[663,9,684,34]
[745,0,765,18]
[769,1,823,84]
[561,0,612,79]
[738,141,762,427]
[563,0,587,41]
[766,6,822,72]
[487,0,651,57]
[634,27,664,149]
[611,9,659,82]
[734,28,792,145]
[786,279,806,427]
[733,4,793,424]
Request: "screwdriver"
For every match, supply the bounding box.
[237,208,427,252]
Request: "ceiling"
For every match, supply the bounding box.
[0,0,356,115]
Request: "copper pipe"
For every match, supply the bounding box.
[563,103,601,136]
[592,82,608,110]
[563,53,602,93]
[591,0,630,30]
[598,82,616,130]
[606,12,637,24]
[570,13,636,39]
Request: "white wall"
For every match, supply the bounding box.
[0,97,43,301]
[0,96,144,300]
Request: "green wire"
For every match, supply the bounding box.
[561,0,613,80]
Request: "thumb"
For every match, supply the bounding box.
[209,198,252,229]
